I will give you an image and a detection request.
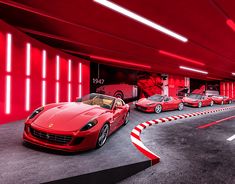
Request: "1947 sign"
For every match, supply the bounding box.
[93,78,105,85]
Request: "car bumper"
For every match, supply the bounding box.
[183,102,198,107]
[23,126,99,152]
[135,104,154,112]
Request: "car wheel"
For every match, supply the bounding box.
[114,90,124,99]
[123,111,130,126]
[96,123,110,148]
[178,103,184,111]
[229,100,232,104]
[155,105,162,114]
[198,102,202,108]
[210,101,214,106]
[221,101,224,105]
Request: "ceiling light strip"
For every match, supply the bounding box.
[94,0,188,42]
[179,66,208,74]
[159,50,205,66]
[90,55,151,69]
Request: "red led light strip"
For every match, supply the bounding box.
[90,55,151,69]
[159,50,205,66]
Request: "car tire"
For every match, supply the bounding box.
[178,103,184,111]
[155,104,162,114]
[210,101,214,106]
[123,111,130,126]
[114,90,124,99]
[221,101,224,105]
[229,100,232,104]
[198,102,202,108]
[96,123,110,149]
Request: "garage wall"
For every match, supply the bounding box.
[168,75,189,97]
[220,81,234,98]
[0,20,90,124]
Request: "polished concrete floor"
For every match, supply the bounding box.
[0,104,234,183]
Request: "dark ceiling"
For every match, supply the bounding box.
[0,0,235,80]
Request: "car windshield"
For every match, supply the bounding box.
[148,95,164,102]
[77,93,115,110]
[188,94,202,100]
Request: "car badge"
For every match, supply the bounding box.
[48,123,54,128]
[46,134,50,139]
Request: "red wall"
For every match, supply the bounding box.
[0,20,90,124]
[220,81,234,98]
[168,75,188,97]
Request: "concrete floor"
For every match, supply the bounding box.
[120,105,235,184]
[0,104,234,183]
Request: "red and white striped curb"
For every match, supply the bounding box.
[130,105,235,165]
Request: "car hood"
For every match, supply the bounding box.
[32,103,109,132]
[183,97,199,102]
[137,98,158,106]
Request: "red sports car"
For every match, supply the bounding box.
[212,95,232,105]
[183,94,213,108]
[23,93,130,152]
[135,94,184,113]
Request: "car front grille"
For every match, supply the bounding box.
[30,127,72,145]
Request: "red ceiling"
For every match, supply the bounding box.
[0,0,235,80]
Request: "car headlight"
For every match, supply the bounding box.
[80,119,98,131]
[29,107,44,119]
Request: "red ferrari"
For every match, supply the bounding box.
[212,95,232,105]
[183,94,213,108]
[135,94,184,113]
[23,93,130,152]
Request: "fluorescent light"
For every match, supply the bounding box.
[42,80,46,106]
[26,43,31,76]
[79,62,82,83]
[159,50,205,66]
[68,83,71,102]
[68,59,72,82]
[5,75,11,114]
[26,78,30,111]
[6,33,12,73]
[90,55,151,69]
[79,84,82,98]
[42,50,46,79]
[56,55,60,80]
[79,63,82,98]
[56,82,60,103]
[179,66,208,74]
[94,0,188,42]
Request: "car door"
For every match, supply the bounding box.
[112,99,126,129]
[202,96,209,106]
[163,97,172,110]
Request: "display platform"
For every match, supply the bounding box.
[0,104,233,183]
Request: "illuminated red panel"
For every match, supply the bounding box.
[159,50,205,66]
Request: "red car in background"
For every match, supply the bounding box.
[212,95,232,105]
[183,94,213,108]
[23,93,130,152]
[135,94,184,114]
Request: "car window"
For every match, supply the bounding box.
[116,99,123,107]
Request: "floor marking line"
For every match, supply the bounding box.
[227,134,235,141]
[197,115,235,129]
